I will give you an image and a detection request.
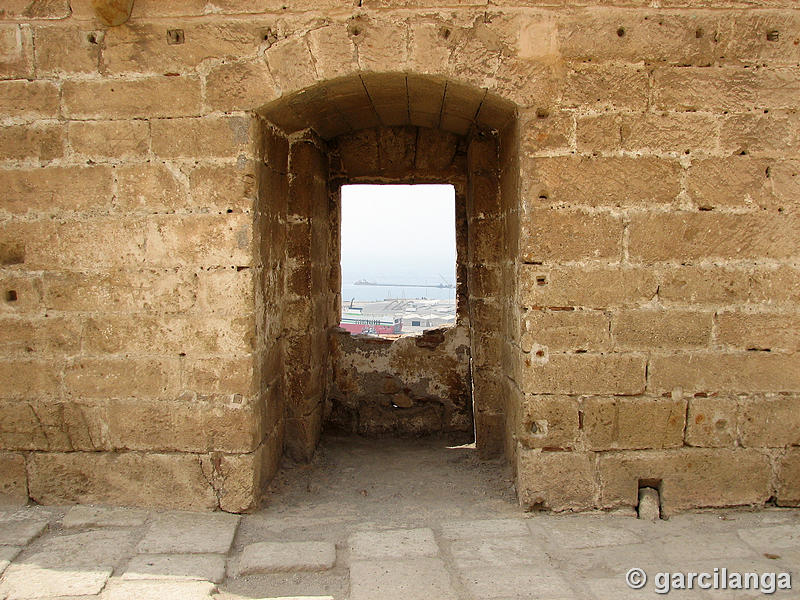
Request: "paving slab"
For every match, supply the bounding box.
[449,536,546,569]
[123,553,226,583]
[656,532,758,562]
[27,529,137,569]
[530,516,642,550]
[136,512,240,555]
[234,541,336,576]
[0,546,20,577]
[557,542,663,577]
[458,566,576,600]
[62,505,148,529]
[0,520,47,546]
[440,518,531,540]
[349,558,458,600]
[738,524,800,554]
[348,527,438,560]
[100,580,217,600]
[0,563,112,599]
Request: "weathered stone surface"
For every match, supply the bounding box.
[68,120,149,159]
[684,396,738,448]
[0,123,64,161]
[62,505,148,528]
[739,395,800,447]
[63,76,202,119]
[520,353,646,396]
[101,580,217,600]
[0,80,58,119]
[234,541,335,575]
[517,449,597,512]
[0,517,46,545]
[123,554,226,583]
[349,528,438,560]
[581,396,686,451]
[28,452,219,510]
[521,309,610,352]
[349,558,457,600]
[0,452,27,502]
[611,309,712,349]
[598,448,772,515]
[33,25,101,75]
[439,519,530,540]
[776,448,800,506]
[137,512,240,554]
[0,545,20,577]
[0,563,112,598]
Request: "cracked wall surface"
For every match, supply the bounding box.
[0,0,799,513]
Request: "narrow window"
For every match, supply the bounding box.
[340,184,456,338]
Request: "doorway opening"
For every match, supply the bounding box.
[339,184,457,339]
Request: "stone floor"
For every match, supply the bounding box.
[1,436,797,599]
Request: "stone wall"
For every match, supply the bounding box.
[0,0,798,513]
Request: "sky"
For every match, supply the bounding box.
[340,184,456,286]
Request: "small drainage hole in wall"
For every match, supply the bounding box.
[5,290,17,302]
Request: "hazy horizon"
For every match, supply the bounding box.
[340,184,456,288]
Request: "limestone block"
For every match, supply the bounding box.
[598,448,771,515]
[773,160,800,207]
[580,396,686,450]
[199,448,264,513]
[684,396,738,448]
[518,395,579,450]
[657,265,800,306]
[0,315,82,357]
[517,448,597,511]
[143,213,253,268]
[450,536,544,570]
[776,448,800,506]
[264,36,318,92]
[63,76,202,119]
[0,166,112,215]
[62,505,147,528]
[649,353,800,393]
[524,155,681,209]
[629,212,800,262]
[205,59,279,112]
[64,357,180,399]
[611,309,713,349]
[101,580,217,600]
[123,554,226,583]
[152,116,255,159]
[185,357,256,396]
[349,528,438,560]
[307,24,356,80]
[27,451,219,510]
[687,157,776,210]
[577,112,719,154]
[0,123,64,161]
[350,15,408,72]
[439,518,530,540]
[0,80,59,119]
[520,353,646,396]
[520,208,622,263]
[42,268,197,313]
[739,395,800,447]
[0,518,46,545]
[520,108,572,154]
[0,273,42,314]
[0,546,20,577]
[68,120,149,160]
[0,359,61,399]
[103,21,259,74]
[234,541,335,575]
[717,312,800,352]
[562,64,649,111]
[655,66,800,112]
[557,12,718,66]
[720,112,800,158]
[521,309,610,352]
[0,452,27,502]
[33,25,101,75]
[0,1,71,20]
[0,563,112,598]
[349,558,457,600]
[0,24,33,79]
[92,0,133,27]
[137,511,239,554]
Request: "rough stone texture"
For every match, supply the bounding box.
[62,505,148,529]
[0,546,20,577]
[234,541,336,575]
[1,2,798,516]
[348,528,438,560]
[0,518,46,545]
[123,554,226,583]
[349,558,458,600]
[101,580,217,600]
[137,512,240,555]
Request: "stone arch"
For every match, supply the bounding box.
[248,70,521,470]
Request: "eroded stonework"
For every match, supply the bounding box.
[0,0,798,514]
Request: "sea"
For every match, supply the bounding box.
[341,283,456,303]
